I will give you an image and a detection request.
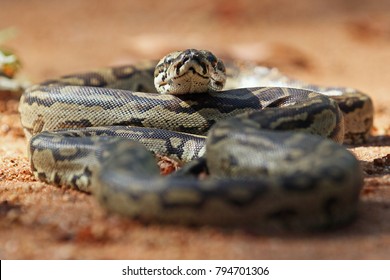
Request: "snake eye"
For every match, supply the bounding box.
[164,56,173,65]
[216,60,226,73]
[206,53,217,66]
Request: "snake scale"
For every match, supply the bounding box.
[19,49,374,230]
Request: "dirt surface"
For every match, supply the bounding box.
[1,0,390,259]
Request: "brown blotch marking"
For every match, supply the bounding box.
[32,114,45,135]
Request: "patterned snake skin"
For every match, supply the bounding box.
[19,49,374,230]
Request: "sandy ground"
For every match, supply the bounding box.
[0,0,390,259]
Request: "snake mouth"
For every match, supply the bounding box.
[168,67,225,93]
[174,67,209,80]
[156,70,208,89]
[211,79,224,90]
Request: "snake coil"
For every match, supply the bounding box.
[19,49,373,230]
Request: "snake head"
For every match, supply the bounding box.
[154,49,226,94]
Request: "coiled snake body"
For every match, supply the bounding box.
[19,49,373,230]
